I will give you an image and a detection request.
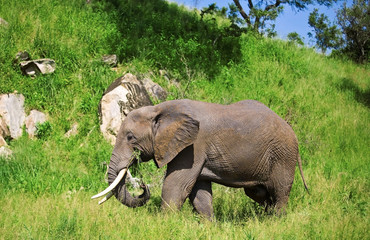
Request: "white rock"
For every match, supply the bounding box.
[0,146,12,159]
[20,59,56,76]
[0,136,7,147]
[99,73,152,145]
[64,122,78,138]
[0,116,10,139]
[25,110,47,138]
[15,51,31,62]
[142,78,167,101]
[0,94,26,139]
[102,54,118,67]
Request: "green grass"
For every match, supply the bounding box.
[0,0,369,239]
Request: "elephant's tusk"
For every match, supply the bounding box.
[91,168,127,199]
[98,191,113,205]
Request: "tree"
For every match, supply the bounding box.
[337,0,369,63]
[231,0,338,35]
[308,8,342,53]
[287,32,305,46]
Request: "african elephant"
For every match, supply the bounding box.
[92,99,309,218]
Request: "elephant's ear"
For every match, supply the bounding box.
[153,105,199,168]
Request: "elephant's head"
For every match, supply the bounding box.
[92,100,200,207]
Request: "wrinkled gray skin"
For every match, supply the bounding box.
[108,99,308,219]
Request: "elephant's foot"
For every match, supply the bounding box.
[189,181,213,220]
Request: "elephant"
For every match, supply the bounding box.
[92,99,309,219]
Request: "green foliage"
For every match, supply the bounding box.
[0,0,369,239]
[230,0,339,35]
[308,8,343,53]
[336,0,370,63]
[100,0,242,79]
[287,32,305,46]
[36,121,52,140]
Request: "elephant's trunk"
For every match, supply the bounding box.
[107,153,150,208]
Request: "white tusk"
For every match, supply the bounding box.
[98,191,113,205]
[91,168,127,199]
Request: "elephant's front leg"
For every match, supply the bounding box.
[160,145,205,211]
[189,180,213,219]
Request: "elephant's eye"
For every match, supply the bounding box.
[127,133,135,142]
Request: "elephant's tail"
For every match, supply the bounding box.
[298,155,310,194]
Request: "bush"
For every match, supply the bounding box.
[36,121,52,140]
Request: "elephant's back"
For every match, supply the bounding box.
[221,99,299,157]
[232,100,293,132]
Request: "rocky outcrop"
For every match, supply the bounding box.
[0,93,49,158]
[25,110,48,138]
[20,58,56,76]
[99,73,153,145]
[0,93,48,140]
[0,93,26,139]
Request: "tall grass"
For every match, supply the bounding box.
[0,0,369,239]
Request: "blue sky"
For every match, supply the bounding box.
[172,0,347,45]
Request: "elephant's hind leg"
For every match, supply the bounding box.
[244,185,272,208]
[267,165,295,214]
[189,181,213,219]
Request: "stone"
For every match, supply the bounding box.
[25,110,47,138]
[102,54,118,67]
[142,78,167,101]
[159,69,170,81]
[0,17,8,27]
[0,116,10,139]
[15,51,31,63]
[64,122,78,138]
[99,73,153,145]
[0,136,7,147]
[0,146,12,159]
[20,59,56,76]
[0,93,26,139]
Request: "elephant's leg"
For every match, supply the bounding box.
[244,185,272,208]
[270,183,293,215]
[189,180,213,219]
[267,164,295,214]
[161,146,206,211]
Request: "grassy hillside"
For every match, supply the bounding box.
[0,0,369,239]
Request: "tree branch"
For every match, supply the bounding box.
[233,0,251,26]
[265,0,283,12]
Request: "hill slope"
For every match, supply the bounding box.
[0,0,369,239]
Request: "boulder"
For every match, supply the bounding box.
[142,78,167,101]
[102,54,118,67]
[99,73,153,145]
[25,110,47,138]
[0,146,12,159]
[20,58,56,76]
[0,93,26,139]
